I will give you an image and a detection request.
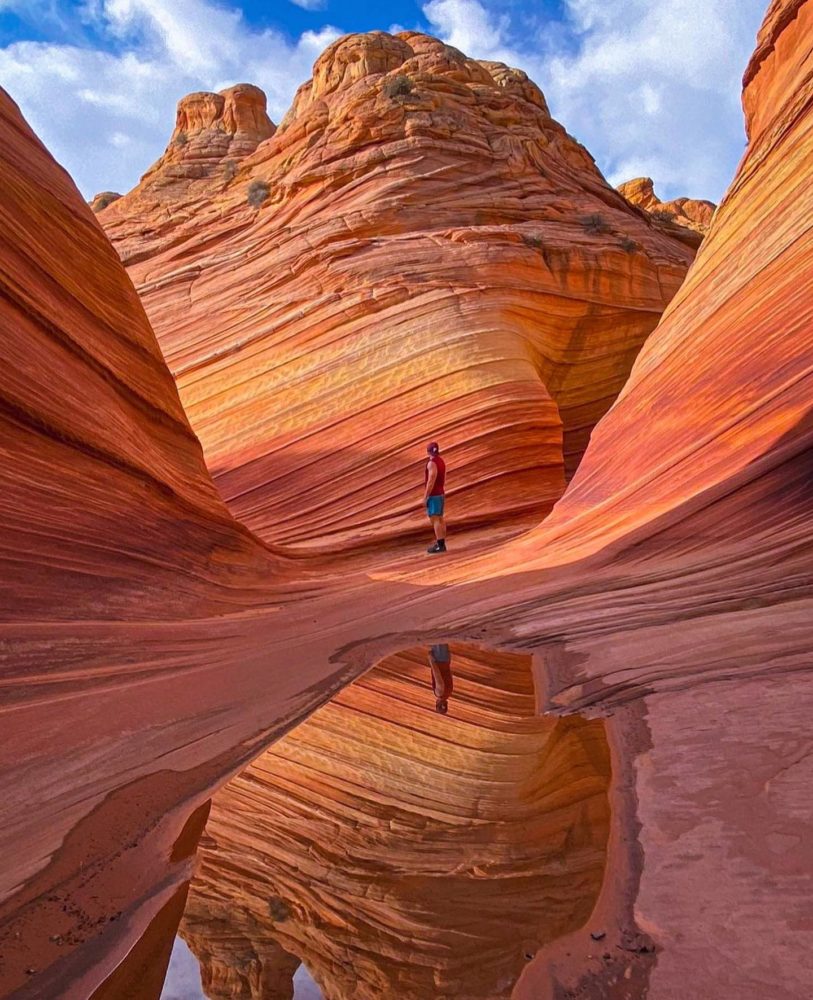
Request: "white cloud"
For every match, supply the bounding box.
[422,0,767,202]
[289,0,328,10]
[0,0,340,197]
[422,0,508,53]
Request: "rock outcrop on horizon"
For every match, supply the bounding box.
[183,645,610,1000]
[617,176,716,239]
[1,2,812,1000]
[89,190,122,213]
[99,32,695,553]
[140,83,275,192]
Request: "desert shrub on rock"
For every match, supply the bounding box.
[581,213,610,235]
[383,74,413,99]
[247,180,270,207]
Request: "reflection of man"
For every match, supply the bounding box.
[428,644,454,714]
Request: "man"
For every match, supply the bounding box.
[423,441,447,554]
[428,644,454,714]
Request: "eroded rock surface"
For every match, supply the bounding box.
[617,175,716,238]
[99,32,694,552]
[89,190,122,213]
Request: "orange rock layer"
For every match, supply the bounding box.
[1,3,812,1000]
[100,32,695,553]
[617,176,716,238]
[183,645,610,1000]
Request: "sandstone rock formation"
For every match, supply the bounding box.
[617,175,716,238]
[1,2,812,999]
[140,84,275,192]
[89,191,121,213]
[183,645,611,999]
[99,32,695,553]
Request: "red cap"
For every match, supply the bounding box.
[427,442,440,455]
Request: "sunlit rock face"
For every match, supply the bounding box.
[183,646,610,1000]
[616,176,716,241]
[100,31,694,553]
[141,84,276,191]
[2,3,813,999]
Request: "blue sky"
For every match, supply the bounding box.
[0,1,767,202]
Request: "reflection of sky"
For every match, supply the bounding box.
[160,938,205,1000]
[161,936,323,999]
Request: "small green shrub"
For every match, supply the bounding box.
[581,213,610,235]
[523,234,544,249]
[174,131,188,147]
[247,179,270,208]
[650,208,676,223]
[383,74,414,99]
[619,236,638,253]
[223,159,237,181]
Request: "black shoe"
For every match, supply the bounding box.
[435,700,448,714]
[427,541,447,554]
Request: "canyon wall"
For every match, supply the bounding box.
[100,33,694,553]
[0,2,811,999]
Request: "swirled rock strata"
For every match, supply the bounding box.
[617,176,716,237]
[100,32,695,553]
[1,3,812,1000]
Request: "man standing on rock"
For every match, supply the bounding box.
[428,644,454,714]
[423,441,447,554]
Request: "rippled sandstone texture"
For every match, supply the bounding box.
[617,176,716,238]
[2,2,812,999]
[100,32,694,552]
[183,645,611,1000]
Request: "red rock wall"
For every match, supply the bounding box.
[0,84,283,999]
[100,32,694,553]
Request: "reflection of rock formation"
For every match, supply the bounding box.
[617,175,716,237]
[100,32,695,551]
[183,646,610,1000]
[2,2,813,999]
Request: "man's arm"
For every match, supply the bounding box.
[424,460,437,500]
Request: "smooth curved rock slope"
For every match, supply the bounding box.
[100,32,695,552]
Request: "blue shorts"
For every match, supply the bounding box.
[426,495,445,517]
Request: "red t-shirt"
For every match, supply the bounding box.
[425,455,446,495]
